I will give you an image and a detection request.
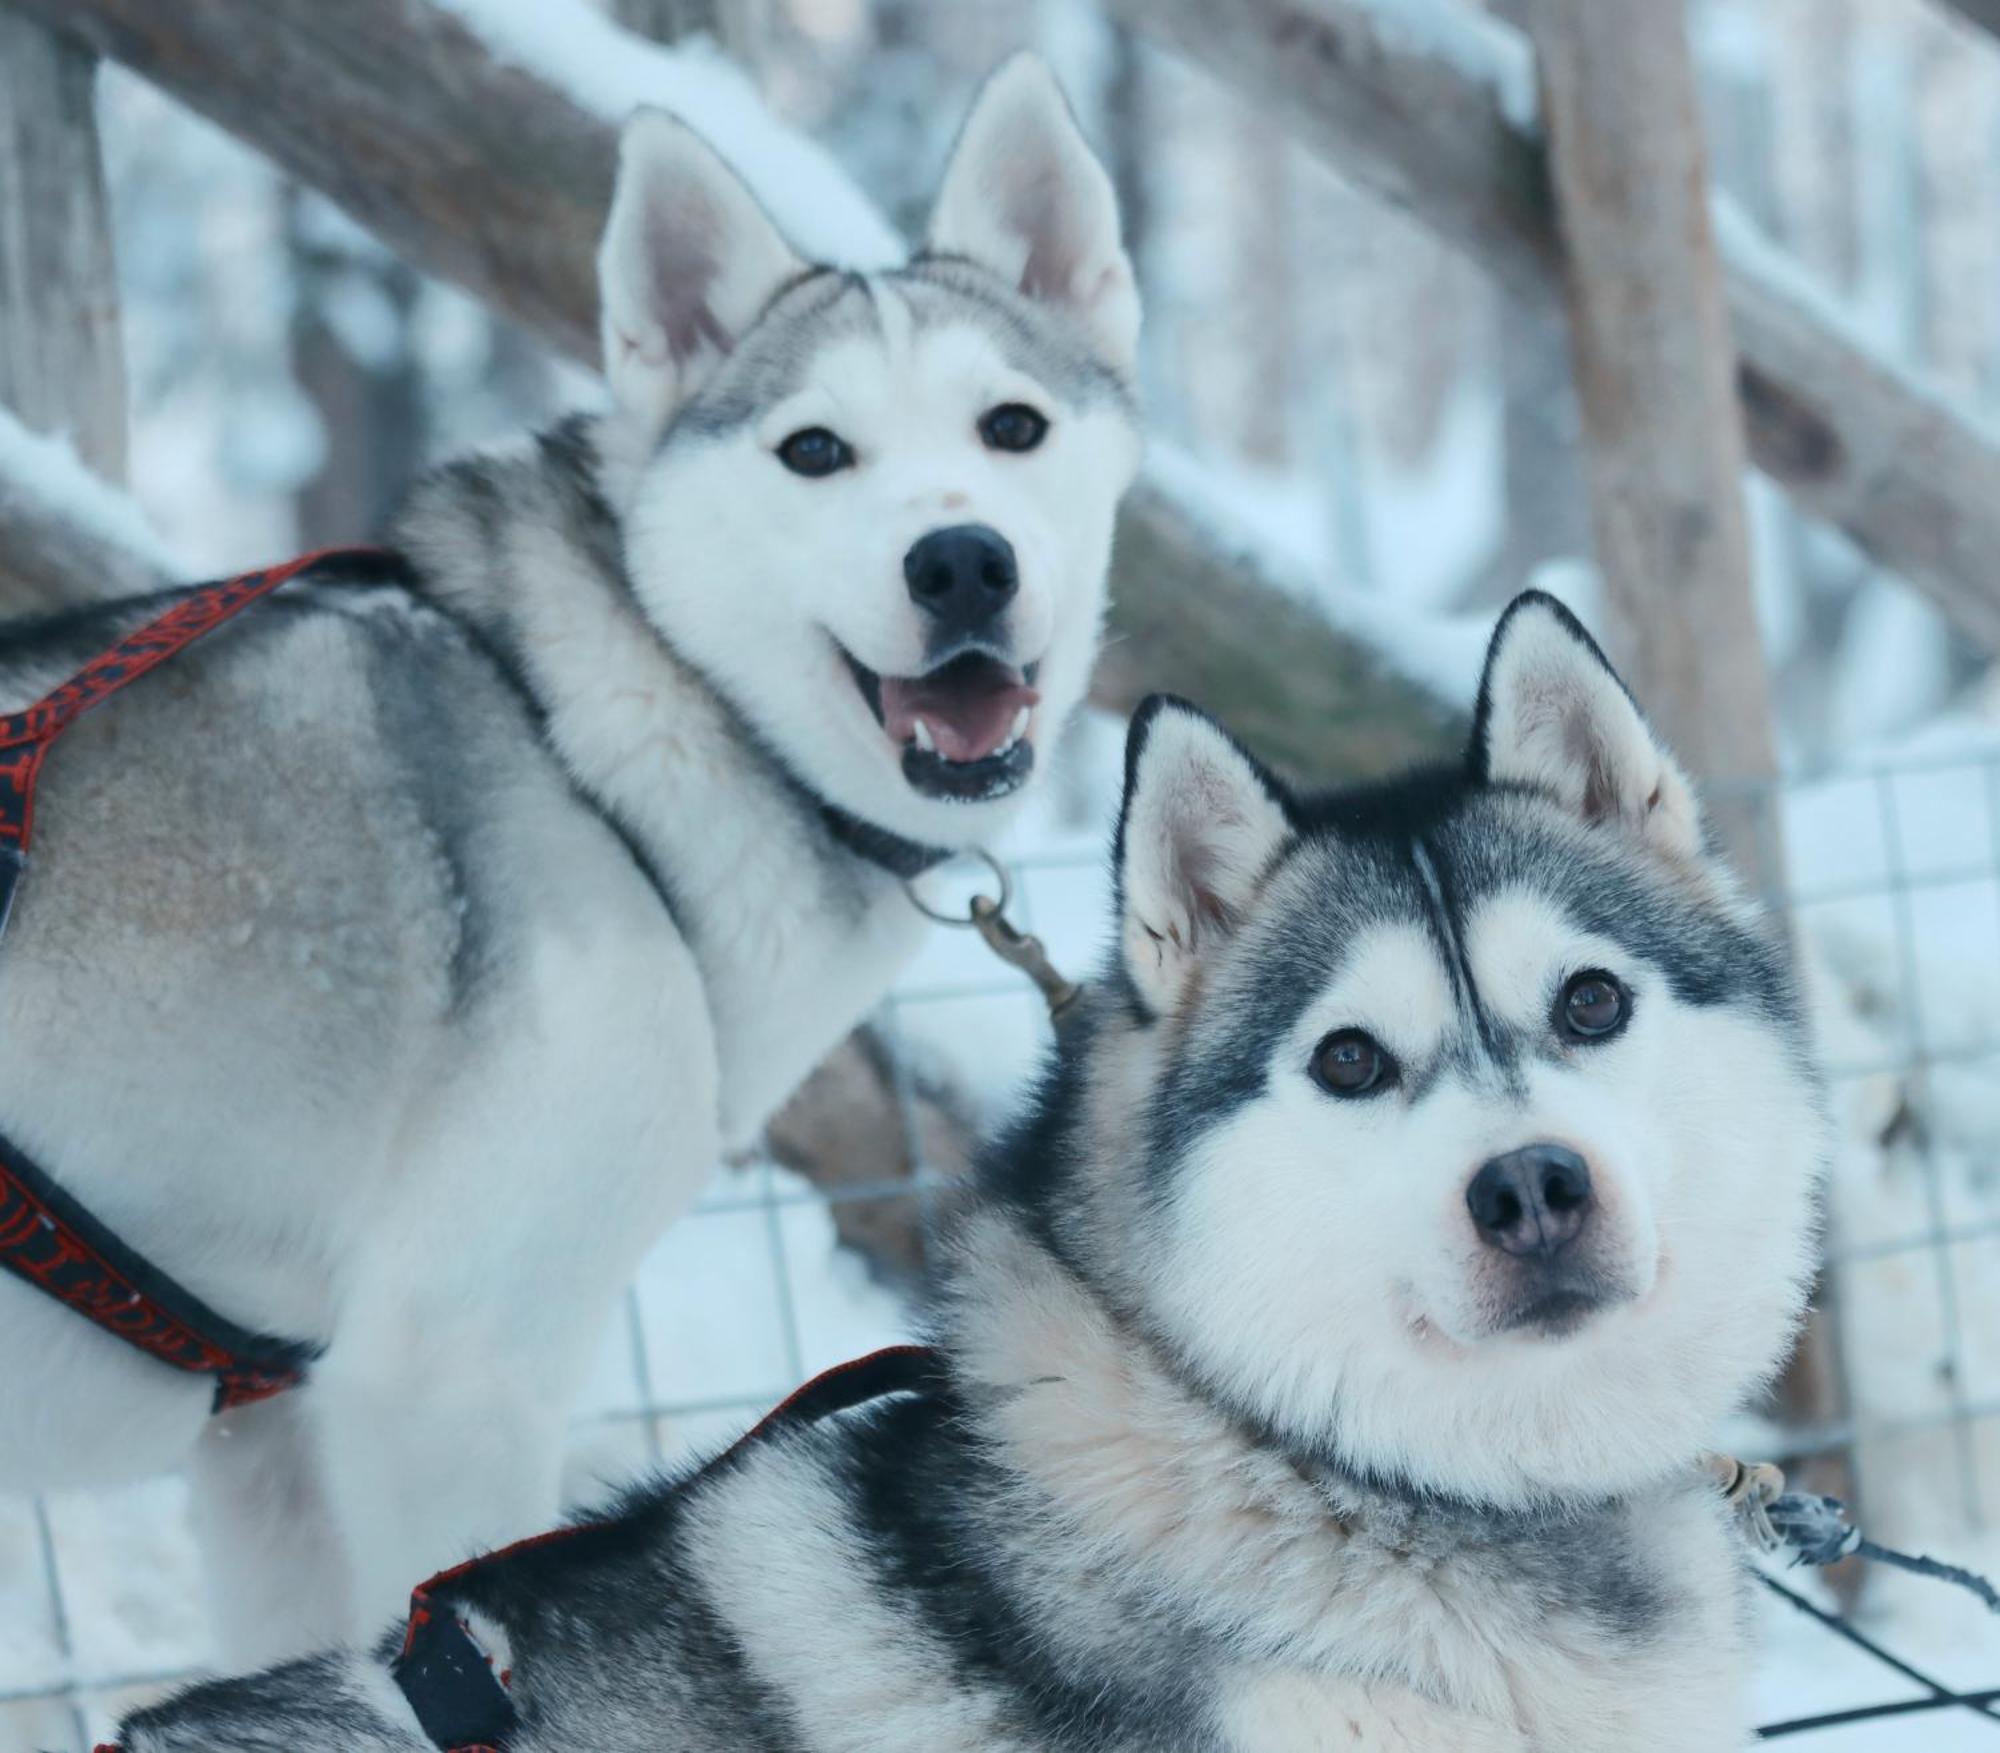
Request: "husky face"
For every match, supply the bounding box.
[593,57,1141,845]
[1087,596,1826,1508]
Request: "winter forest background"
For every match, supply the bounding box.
[6,0,2000,1745]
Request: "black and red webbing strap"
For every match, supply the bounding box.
[390,1345,944,1753]
[0,1125,320,1413]
[0,547,367,936]
[0,550,380,1413]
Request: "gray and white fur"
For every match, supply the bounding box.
[114,595,1827,1751]
[0,54,1141,1666]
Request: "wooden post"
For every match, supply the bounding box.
[1526,0,1782,881]
[1529,0,1855,1554]
[1093,0,2000,656]
[0,8,127,481]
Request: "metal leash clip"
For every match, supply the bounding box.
[1703,1451,1790,1553]
[906,850,1084,1026]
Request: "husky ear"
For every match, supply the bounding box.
[927,54,1140,373]
[1115,698,1294,1017]
[1471,592,1702,861]
[598,108,806,438]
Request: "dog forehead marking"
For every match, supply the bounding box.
[1407,837,1516,1083]
[670,261,1123,451]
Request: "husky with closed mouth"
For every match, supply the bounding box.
[0,55,1140,1666]
[113,595,1826,1752]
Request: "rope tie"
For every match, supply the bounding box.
[1702,1450,2000,1737]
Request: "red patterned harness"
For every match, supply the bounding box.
[0,551,375,1412]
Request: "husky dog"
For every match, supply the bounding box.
[114,596,1825,1752]
[0,56,1140,1665]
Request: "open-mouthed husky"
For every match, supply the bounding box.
[113,596,1826,1752]
[0,55,1140,1665]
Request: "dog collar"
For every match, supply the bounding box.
[817,800,954,879]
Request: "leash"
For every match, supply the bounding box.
[905,849,1082,1025]
[0,549,387,1412]
[1703,1451,2000,1736]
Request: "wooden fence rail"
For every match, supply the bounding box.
[1099,0,2000,660]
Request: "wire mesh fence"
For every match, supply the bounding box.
[3,744,2000,1749]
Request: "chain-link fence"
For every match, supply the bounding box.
[4,747,2000,1749]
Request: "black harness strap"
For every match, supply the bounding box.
[0,1126,321,1413]
[391,1345,943,1753]
[0,549,380,1411]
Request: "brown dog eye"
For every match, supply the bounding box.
[979,403,1048,453]
[1559,972,1629,1041]
[1310,1029,1395,1097]
[777,427,854,478]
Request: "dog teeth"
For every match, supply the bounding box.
[992,705,1033,758]
[910,708,1030,763]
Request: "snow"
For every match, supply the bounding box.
[1713,190,2000,453]
[1140,439,1494,708]
[0,409,182,579]
[1827,577,1954,748]
[1346,0,1542,134]
[433,0,904,268]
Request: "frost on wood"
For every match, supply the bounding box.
[0,408,178,613]
[13,0,1464,781]
[1342,0,1540,131]
[434,0,900,268]
[1100,0,2000,660]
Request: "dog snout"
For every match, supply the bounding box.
[1466,1144,1594,1259]
[904,524,1018,635]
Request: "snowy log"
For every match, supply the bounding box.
[1095,0,2000,657]
[0,408,173,612]
[0,10,128,483]
[1103,479,1461,776]
[16,0,1459,780]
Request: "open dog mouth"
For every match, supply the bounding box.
[843,647,1041,802]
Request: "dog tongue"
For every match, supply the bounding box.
[880,665,1039,763]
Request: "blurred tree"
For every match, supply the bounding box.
[611,0,762,70]
[285,190,425,546]
[0,12,127,482]
[1476,0,1590,607]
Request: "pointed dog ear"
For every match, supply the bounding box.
[927,53,1141,373]
[1470,591,1703,861]
[1115,698,1294,1017]
[598,108,806,439]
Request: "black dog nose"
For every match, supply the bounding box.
[1467,1144,1594,1258]
[904,524,1018,633]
